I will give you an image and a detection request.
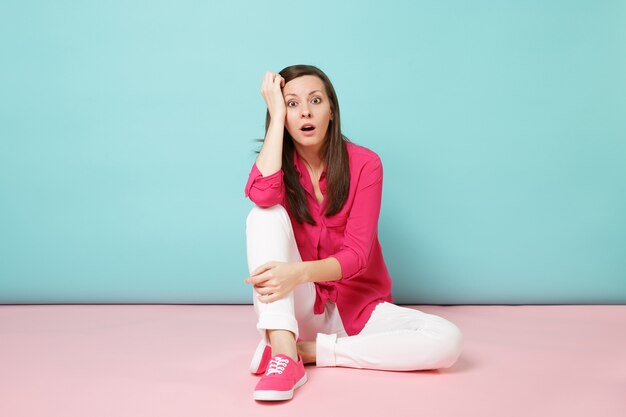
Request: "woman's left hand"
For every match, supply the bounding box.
[244,261,305,303]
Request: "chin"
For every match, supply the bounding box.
[294,136,325,148]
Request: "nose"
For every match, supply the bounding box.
[301,104,311,118]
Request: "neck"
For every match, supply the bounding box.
[294,143,324,173]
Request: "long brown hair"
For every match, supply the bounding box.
[262,65,350,225]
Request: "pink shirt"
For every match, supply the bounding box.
[244,141,393,335]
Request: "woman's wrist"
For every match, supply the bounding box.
[296,258,342,284]
[296,262,310,285]
[269,113,286,127]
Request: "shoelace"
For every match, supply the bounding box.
[265,357,290,376]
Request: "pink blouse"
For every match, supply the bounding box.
[244,141,393,336]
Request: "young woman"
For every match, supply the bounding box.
[244,65,463,401]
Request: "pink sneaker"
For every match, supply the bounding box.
[249,340,272,375]
[253,354,307,401]
[249,339,303,375]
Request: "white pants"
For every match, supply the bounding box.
[246,205,463,371]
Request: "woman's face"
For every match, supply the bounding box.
[282,75,333,152]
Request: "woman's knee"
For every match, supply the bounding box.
[246,204,290,230]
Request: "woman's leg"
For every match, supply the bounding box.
[315,302,463,371]
[246,205,302,359]
[247,204,338,360]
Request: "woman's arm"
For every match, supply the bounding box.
[244,72,288,206]
[329,156,383,280]
[244,257,341,304]
[300,257,342,283]
[255,71,286,176]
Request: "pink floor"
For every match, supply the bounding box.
[1,305,625,417]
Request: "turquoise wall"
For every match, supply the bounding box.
[1,1,625,304]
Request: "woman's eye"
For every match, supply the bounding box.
[287,101,297,107]
[311,97,321,104]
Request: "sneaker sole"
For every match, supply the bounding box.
[253,374,308,401]
[249,340,269,375]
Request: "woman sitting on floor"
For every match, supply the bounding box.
[244,64,463,402]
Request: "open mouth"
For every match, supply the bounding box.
[300,123,316,132]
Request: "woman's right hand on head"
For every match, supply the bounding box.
[261,71,286,122]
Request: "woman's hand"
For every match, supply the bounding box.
[261,71,286,121]
[244,261,305,303]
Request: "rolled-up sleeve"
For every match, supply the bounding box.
[244,163,285,207]
[330,156,383,280]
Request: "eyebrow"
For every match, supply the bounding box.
[285,90,322,98]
